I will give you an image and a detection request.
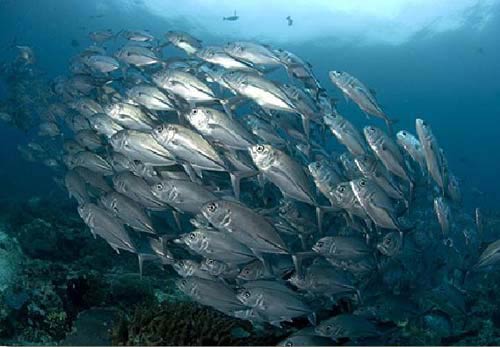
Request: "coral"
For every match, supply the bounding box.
[112,301,286,346]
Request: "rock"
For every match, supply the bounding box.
[63,308,119,346]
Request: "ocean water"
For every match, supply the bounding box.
[1,0,500,345]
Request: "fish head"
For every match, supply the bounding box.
[249,144,275,169]
[224,41,244,56]
[350,178,370,199]
[181,230,204,249]
[315,319,338,338]
[312,237,336,256]
[354,155,376,174]
[110,130,129,151]
[151,179,176,202]
[328,70,344,84]
[201,200,230,227]
[236,287,259,307]
[377,231,403,257]
[415,118,432,141]
[363,125,383,145]
[186,107,211,129]
[323,112,343,129]
[151,123,176,146]
[200,258,224,275]
[330,182,353,206]
[221,70,248,90]
[238,262,261,280]
[173,259,195,277]
[288,273,307,289]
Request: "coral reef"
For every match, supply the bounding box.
[112,301,286,346]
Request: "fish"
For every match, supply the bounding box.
[74,129,104,151]
[70,151,113,175]
[73,166,112,193]
[81,54,120,73]
[176,277,245,315]
[122,30,155,42]
[125,85,176,111]
[185,107,256,151]
[278,327,332,347]
[434,197,451,238]
[354,155,406,202]
[88,113,124,138]
[151,179,216,215]
[236,280,315,326]
[222,71,297,114]
[312,236,372,261]
[165,31,202,55]
[224,41,281,67]
[250,144,316,206]
[329,70,393,131]
[196,46,254,71]
[100,191,155,234]
[104,102,159,131]
[364,126,412,190]
[112,171,167,210]
[324,112,367,156]
[152,123,227,172]
[315,314,379,340]
[201,200,289,256]
[115,45,162,67]
[238,256,294,281]
[396,130,427,174]
[110,129,176,166]
[177,228,256,265]
[153,69,218,104]
[64,170,91,205]
[351,178,405,231]
[415,118,446,190]
[77,203,136,254]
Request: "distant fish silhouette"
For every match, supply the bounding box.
[71,39,80,47]
[223,11,239,21]
[286,15,293,26]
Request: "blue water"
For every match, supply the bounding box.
[0,0,499,208]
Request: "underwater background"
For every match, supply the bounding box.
[0,0,500,345]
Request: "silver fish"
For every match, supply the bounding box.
[82,54,120,73]
[329,70,393,131]
[434,197,451,237]
[74,129,104,151]
[112,171,167,210]
[201,200,288,255]
[104,102,158,131]
[351,178,403,231]
[77,203,136,254]
[71,151,113,175]
[126,85,176,111]
[64,170,91,205]
[100,191,155,234]
[88,113,124,138]
[151,179,216,215]
[165,31,202,55]
[185,107,255,150]
[224,41,281,66]
[73,166,112,193]
[250,144,316,206]
[152,123,227,172]
[315,314,379,339]
[115,45,161,67]
[110,129,176,166]
[196,46,254,71]
[177,228,255,265]
[312,236,371,261]
[324,112,367,156]
[176,277,245,315]
[415,118,446,190]
[152,69,217,103]
[396,130,426,174]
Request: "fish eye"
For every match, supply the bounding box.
[189,233,196,240]
[207,259,214,264]
[325,325,332,332]
[338,186,345,193]
[156,183,163,190]
[317,241,324,248]
[244,291,251,298]
[360,180,366,187]
[402,131,407,136]
[192,109,198,114]
[207,202,217,212]
[256,145,265,153]
[156,125,164,132]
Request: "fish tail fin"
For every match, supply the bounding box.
[385,117,399,134]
